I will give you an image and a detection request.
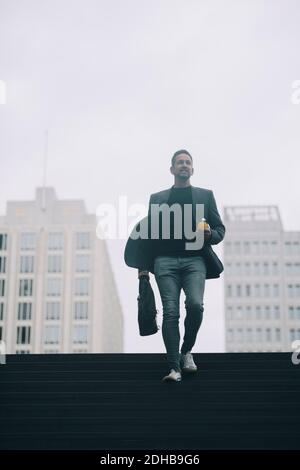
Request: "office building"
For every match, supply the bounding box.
[0,187,123,353]
[224,206,300,352]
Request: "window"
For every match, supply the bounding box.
[256,328,262,342]
[226,263,232,275]
[290,329,296,342]
[73,325,88,344]
[20,256,34,273]
[293,241,300,255]
[272,262,278,276]
[237,328,244,342]
[263,263,269,275]
[244,241,250,254]
[46,279,62,297]
[252,241,259,254]
[227,329,234,342]
[236,306,243,319]
[44,325,60,344]
[295,263,300,276]
[289,306,295,320]
[48,232,64,250]
[271,241,278,253]
[286,263,292,275]
[46,302,60,320]
[226,306,233,319]
[275,328,281,342]
[234,241,241,254]
[246,328,253,342]
[266,328,272,342]
[0,326,2,341]
[274,306,280,319]
[76,232,90,250]
[17,326,31,344]
[236,285,242,297]
[264,306,271,319]
[16,350,30,354]
[246,306,252,320]
[0,256,6,273]
[245,285,251,297]
[285,242,292,255]
[74,301,89,319]
[18,302,32,320]
[296,307,300,320]
[0,280,5,297]
[254,263,260,275]
[254,284,261,297]
[75,278,89,296]
[75,255,90,272]
[264,284,270,297]
[235,263,242,275]
[0,234,7,250]
[255,306,262,319]
[73,348,88,354]
[19,279,33,296]
[48,255,62,273]
[0,302,4,320]
[225,242,232,254]
[262,241,268,253]
[288,285,294,298]
[245,263,251,276]
[273,284,279,297]
[20,233,36,251]
[226,285,232,297]
[296,285,300,298]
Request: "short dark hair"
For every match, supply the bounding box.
[171,149,193,167]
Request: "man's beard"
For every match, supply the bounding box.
[178,172,189,181]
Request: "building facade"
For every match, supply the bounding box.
[0,188,123,354]
[224,206,300,352]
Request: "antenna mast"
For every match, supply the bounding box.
[42,130,48,211]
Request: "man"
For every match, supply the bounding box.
[125,149,225,383]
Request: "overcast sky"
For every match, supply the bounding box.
[1,0,300,353]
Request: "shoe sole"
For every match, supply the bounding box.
[162,376,182,382]
[182,367,197,373]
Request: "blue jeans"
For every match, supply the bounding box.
[154,255,206,372]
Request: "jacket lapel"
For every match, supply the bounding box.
[158,188,171,204]
[157,186,198,221]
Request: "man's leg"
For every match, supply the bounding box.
[180,256,206,354]
[154,256,181,372]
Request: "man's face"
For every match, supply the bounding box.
[170,154,194,180]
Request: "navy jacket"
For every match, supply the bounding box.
[124,186,225,279]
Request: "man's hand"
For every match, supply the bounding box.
[197,220,212,242]
[138,270,149,279]
[204,226,212,242]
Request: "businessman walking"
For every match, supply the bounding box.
[126,149,225,382]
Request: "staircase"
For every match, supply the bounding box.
[0,353,299,450]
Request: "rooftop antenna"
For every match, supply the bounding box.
[41,130,48,211]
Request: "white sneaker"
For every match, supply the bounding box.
[162,369,182,382]
[180,351,197,372]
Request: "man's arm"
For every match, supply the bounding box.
[207,190,225,245]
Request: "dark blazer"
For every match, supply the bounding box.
[124,186,225,279]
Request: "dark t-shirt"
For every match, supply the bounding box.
[154,185,201,257]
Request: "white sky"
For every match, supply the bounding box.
[1,0,300,352]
